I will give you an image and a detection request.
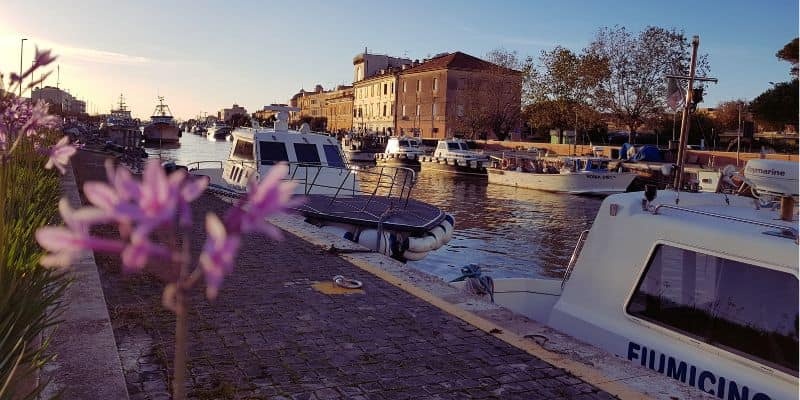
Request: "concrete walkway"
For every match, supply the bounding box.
[70,150,615,399]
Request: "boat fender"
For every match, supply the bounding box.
[407,232,439,253]
[442,214,455,243]
[429,225,447,247]
[356,229,388,255]
[402,248,429,261]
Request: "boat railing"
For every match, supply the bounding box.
[287,162,417,209]
[651,203,799,241]
[186,160,417,210]
[561,229,590,289]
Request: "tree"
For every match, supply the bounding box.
[776,37,799,77]
[749,79,799,131]
[524,46,608,141]
[588,26,709,143]
[485,48,534,105]
[712,100,748,132]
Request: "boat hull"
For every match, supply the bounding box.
[143,123,180,143]
[420,156,488,176]
[375,153,421,167]
[488,168,636,194]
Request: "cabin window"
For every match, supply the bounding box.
[437,142,447,150]
[293,143,321,164]
[626,244,798,374]
[398,140,410,148]
[258,141,289,165]
[447,142,460,150]
[233,140,254,160]
[459,143,469,150]
[322,144,345,168]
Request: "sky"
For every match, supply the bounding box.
[1,0,797,120]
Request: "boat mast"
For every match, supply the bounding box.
[673,36,699,190]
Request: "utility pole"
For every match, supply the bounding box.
[19,38,27,96]
[736,102,742,166]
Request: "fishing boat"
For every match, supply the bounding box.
[456,158,799,399]
[487,154,637,195]
[103,94,141,148]
[374,136,426,167]
[206,121,232,140]
[188,106,454,262]
[419,138,489,175]
[143,96,181,143]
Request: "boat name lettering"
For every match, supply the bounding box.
[585,175,616,180]
[627,342,771,400]
[745,166,786,177]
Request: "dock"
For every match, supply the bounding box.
[58,150,714,400]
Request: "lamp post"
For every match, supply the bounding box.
[19,38,27,96]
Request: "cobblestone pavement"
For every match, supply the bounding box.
[73,151,615,399]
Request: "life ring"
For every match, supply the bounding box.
[501,158,510,170]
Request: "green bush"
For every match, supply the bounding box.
[0,138,70,400]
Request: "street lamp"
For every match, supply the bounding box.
[19,38,27,96]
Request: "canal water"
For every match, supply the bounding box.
[146,133,603,282]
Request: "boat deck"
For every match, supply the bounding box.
[297,194,445,234]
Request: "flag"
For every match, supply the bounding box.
[666,77,685,110]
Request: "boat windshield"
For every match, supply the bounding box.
[399,140,410,147]
[448,142,460,150]
[460,143,469,150]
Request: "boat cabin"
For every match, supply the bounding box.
[560,157,612,173]
[433,138,487,161]
[221,110,356,195]
[383,136,424,156]
[483,184,798,399]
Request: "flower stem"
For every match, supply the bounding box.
[172,228,190,399]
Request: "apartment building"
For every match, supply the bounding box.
[396,52,522,139]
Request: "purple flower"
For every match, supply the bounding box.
[225,163,298,239]
[35,199,122,268]
[199,213,241,300]
[44,136,77,174]
[12,47,57,84]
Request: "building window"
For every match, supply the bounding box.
[403,81,406,93]
[432,103,437,116]
[390,102,393,116]
[627,244,799,374]
[383,83,387,95]
[391,82,394,93]
[402,105,406,117]
[416,80,421,92]
[456,104,464,117]
[415,104,420,116]
[383,104,387,117]
[433,77,439,92]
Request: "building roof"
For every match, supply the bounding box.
[400,52,520,75]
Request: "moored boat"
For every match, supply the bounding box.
[206,121,232,140]
[419,138,489,175]
[374,136,425,167]
[341,133,383,162]
[188,106,454,262]
[143,96,181,143]
[103,94,141,148]
[488,155,636,195]
[455,158,799,399]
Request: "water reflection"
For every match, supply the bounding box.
[152,133,603,282]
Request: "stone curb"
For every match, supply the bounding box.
[40,165,129,399]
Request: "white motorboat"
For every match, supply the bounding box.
[188,106,454,262]
[143,96,181,143]
[419,138,490,175]
[206,121,232,140]
[375,136,426,167]
[456,158,799,400]
[488,155,636,195]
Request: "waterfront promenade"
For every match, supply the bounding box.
[71,150,615,400]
